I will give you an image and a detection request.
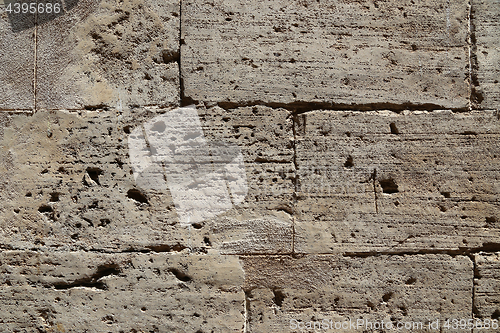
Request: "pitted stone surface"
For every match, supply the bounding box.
[474,0,500,110]
[294,110,500,253]
[241,254,473,332]
[0,106,292,254]
[182,0,469,108]
[36,0,180,110]
[199,105,294,254]
[0,251,245,332]
[0,6,34,110]
[474,252,500,320]
[0,0,499,330]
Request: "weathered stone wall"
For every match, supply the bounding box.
[0,0,499,332]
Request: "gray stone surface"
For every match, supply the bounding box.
[36,0,180,110]
[474,252,500,320]
[0,5,35,110]
[474,0,500,110]
[294,110,500,253]
[0,251,245,332]
[242,254,473,332]
[182,0,469,108]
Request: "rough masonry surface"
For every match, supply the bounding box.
[0,0,498,332]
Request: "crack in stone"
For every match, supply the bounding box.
[48,263,121,290]
[370,168,379,214]
[216,101,470,114]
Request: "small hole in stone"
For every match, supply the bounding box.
[440,191,450,198]
[486,217,497,224]
[344,156,354,168]
[14,208,20,214]
[192,223,203,229]
[390,123,399,134]
[379,178,399,194]
[50,192,60,202]
[439,205,447,212]
[127,189,149,204]
[86,167,102,185]
[405,277,416,285]
[272,289,285,307]
[169,268,191,282]
[141,307,147,312]
[38,205,53,213]
[345,132,351,137]
[25,192,32,197]
[492,309,500,320]
[99,219,111,227]
[123,126,131,134]
[204,237,211,246]
[382,292,393,302]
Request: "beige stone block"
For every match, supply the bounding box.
[474,252,500,320]
[36,0,180,110]
[242,254,473,332]
[199,105,295,254]
[0,109,205,251]
[0,3,35,110]
[0,251,244,332]
[294,110,500,253]
[473,0,500,109]
[0,106,293,254]
[182,0,469,108]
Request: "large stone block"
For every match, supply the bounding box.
[35,0,180,110]
[182,0,469,108]
[0,251,244,332]
[0,3,35,110]
[199,105,295,254]
[0,106,293,254]
[473,0,500,109]
[294,110,500,253]
[242,254,473,332]
[474,252,500,320]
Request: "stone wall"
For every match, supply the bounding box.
[0,0,499,332]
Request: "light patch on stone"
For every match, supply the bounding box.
[128,105,248,225]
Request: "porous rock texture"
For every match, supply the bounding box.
[0,0,499,332]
